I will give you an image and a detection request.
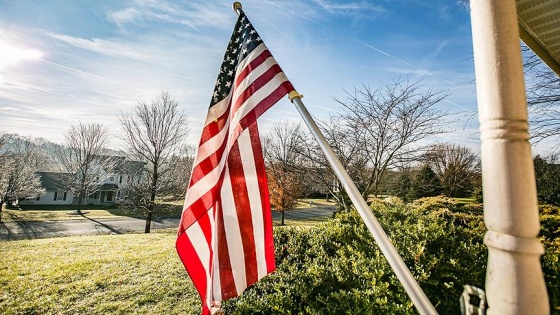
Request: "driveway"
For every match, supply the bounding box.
[0,216,179,240]
[0,205,337,240]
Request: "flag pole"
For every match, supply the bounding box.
[232,2,436,314]
[288,92,438,315]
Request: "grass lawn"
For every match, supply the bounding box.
[0,229,201,315]
[0,199,335,313]
[274,217,330,227]
[295,198,336,208]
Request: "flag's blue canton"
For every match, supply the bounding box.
[210,11,262,107]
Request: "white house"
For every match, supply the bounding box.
[19,159,145,206]
[19,172,74,205]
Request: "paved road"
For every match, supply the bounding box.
[0,205,336,240]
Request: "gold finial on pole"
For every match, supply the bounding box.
[233,2,242,14]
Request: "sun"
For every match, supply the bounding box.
[0,41,42,68]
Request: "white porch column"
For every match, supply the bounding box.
[469,0,549,314]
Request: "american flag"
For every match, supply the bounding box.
[176,9,294,315]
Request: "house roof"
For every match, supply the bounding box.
[37,172,68,191]
[99,183,119,191]
[517,0,560,75]
[115,159,146,174]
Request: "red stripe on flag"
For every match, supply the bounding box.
[227,129,259,287]
[216,201,237,300]
[235,49,273,86]
[250,124,276,272]
[238,80,295,130]
[179,191,211,232]
[188,138,227,187]
[199,106,230,145]
[232,64,286,114]
[176,232,208,303]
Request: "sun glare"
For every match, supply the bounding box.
[0,42,42,68]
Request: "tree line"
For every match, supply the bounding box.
[263,79,560,221]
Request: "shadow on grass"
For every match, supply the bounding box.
[78,212,124,234]
[109,203,183,222]
[0,212,53,240]
[14,203,183,221]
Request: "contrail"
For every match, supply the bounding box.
[37,58,143,91]
[359,41,476,112]
[254,4,475,113]
[261,0,328,27]
[359,41,475,94]
[442,99,470,112]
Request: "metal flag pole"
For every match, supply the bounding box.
[232,2,437,314]
[288,92,438,315]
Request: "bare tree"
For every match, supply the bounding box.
[302,115,368,210]
[161,145,195,199]
[0,132,8,150]
[119,91,188,233]
[327,79,448,201]
[0,135,45,217]
[522,46,560,150]
[120,144,194,208]
[423,143,480,197]
[263,122,307,225]
[0,132,9,191]
[54,122,114,212]
[456,3,560,152]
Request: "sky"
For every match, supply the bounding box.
[0,0,488,153]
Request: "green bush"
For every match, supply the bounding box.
[471,186,483,203]
[223,197,559,314]
[223,198,489,314]
[539,204,560,312]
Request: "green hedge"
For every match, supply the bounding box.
[222,197,559,314]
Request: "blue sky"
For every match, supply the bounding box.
[0,0,482,151]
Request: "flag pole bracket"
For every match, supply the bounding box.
[288,90,303,102]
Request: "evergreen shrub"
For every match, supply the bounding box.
[222,198,559,314]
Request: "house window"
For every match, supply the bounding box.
[88,192,100,200]
[119,175,123,184]
[53,191,66,201]
[106,191,114,202]
[36,195,40,201]
[109,175,115,182]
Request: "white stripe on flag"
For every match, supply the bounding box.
[227,72,290,147]
[185,219,211,279]
[240,132,268,279]
[220,157,247,295]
